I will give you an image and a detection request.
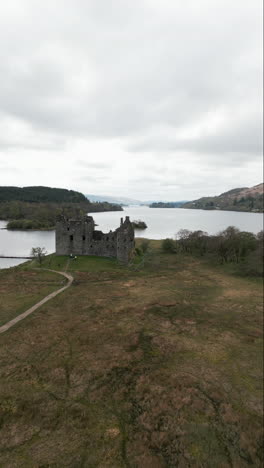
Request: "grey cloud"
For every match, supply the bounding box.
[76,160,113,170]
[129,176,161,185]
[129,117,263,161]
[0,140,65,152]
[76,174,111,182]
[0,0,262,198]
[0,1,261,145]
[0,164,20,173]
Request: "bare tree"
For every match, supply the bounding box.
[31,247,47,264]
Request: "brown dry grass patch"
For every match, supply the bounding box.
[0,251,263,467]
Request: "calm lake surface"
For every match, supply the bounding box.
[0,206,263,269]
[0,221,55,269]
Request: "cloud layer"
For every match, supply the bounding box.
[0,0,262,199]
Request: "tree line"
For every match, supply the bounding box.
[149,202,186,208]
[162,226,263,277]
[182,193,263,213]
[0,200,122,230]
[0,186,87,203]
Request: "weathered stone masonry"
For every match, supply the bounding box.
[56,215,135,263]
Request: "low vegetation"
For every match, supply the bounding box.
[0,240,263,466]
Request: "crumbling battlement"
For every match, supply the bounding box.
[55,215,135,263]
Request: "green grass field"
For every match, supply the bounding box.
[0,242,263,467]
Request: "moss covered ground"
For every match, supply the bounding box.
[0,240,263,467]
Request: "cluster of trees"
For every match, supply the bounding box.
[0,186,123,230]
[7,219,50,230]
[0,202,87,230]
[162,226,263,276]
[182,192,263,213]
[149,201,186,208]
[232,195,263,211]
[200,195,263,212]
[132,220,147,229]
[0,200,122,230]
[87,201,122,212]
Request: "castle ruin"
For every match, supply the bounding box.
[56,215,135,263]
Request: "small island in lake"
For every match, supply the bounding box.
[149,201,188,208]
[132,220,147,229]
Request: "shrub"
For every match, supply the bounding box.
[162,238,177,253]
[140,239,150,253]
[238,244,264,277]
[135,247,143,256]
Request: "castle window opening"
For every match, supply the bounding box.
[70,235,73,241]
[82,235,86,241]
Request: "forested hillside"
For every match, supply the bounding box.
[182,183,263,212]
[0,186,123,230]
[0,186,87,203]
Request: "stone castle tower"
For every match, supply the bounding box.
[55,215,135,263]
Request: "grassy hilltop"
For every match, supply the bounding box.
[0,241,263,467]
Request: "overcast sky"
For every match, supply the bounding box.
[0,0,262,201]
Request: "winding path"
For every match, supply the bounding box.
[0,269,73,334]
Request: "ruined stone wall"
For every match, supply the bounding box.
[55,216,94,256]
[55,215,135,262]
[116,216,135,263]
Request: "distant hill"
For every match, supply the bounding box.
[182,183,263,213]
[85,194,141,205]
[0,186,86,203]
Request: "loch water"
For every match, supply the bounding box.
[0,206,263,269]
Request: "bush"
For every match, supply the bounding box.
[140,239,150,253]
[162,238,177,253]
[135,247,143,256]
[238,245,263,277]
